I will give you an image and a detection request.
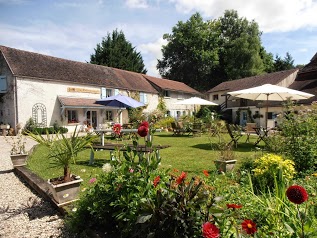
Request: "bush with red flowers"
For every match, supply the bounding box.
[112,123,122,136]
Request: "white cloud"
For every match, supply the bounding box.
[138,37,167,77]
[125,0,149,9]
[168,0,317,33]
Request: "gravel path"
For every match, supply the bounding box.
[0,136,73,238]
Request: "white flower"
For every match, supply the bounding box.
[72,207,77,212]
[102,163,113,173]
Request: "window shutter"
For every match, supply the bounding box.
[0,76,7,93]
[144,93,148,104]
[114,89,119,95]
[101,87,106,99]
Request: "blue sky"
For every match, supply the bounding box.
[1,0,317,78]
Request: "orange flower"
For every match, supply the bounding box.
[226,204,243,209]
[203,170,209,177]
[176,171,187,185]
[153,175,160,187]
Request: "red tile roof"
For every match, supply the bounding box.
[0,45,199,95]
[296,53,317,81]
[207,69,299,93]
[58,96,104,108]
[143,74,201,95]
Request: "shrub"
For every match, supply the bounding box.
[278,102,317,176]
[252,153,295,192]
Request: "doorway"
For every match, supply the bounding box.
[86,110,97,128]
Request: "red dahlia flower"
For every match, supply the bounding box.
[202,222,220,238]
[241,219,257,234]
[176,171,187,185]
[226,204,243,209]
[203,170,209,177]
[112,123,122,136]
[286,185,309,204]
[140,121,149,128]
[153,175,160,187]
[137,125,149,137]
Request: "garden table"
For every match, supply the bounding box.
[87,143,170,164]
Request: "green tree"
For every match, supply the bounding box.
[91,29,147,74]
[273,52,295,71]
[157,11,269,91]
[217,10,264,80]
[157,13,220,91]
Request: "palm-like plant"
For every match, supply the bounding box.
[27,127,96,182]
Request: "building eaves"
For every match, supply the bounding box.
[0,45,158,94]
[207,69,299,93]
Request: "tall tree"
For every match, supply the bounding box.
[273,52,295,71]
[157,13,220,91]
[90,29,147,74]
[217,10,264,80]
[157,11,268,91]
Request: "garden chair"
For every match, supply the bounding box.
[245,123,257,143]
[171,122,185,136]
[226,123,242,148]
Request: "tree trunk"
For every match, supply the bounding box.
[64,166,71,182]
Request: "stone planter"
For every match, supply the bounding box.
[10,154,28,167]
[214,159,237,173]
[48,176,83,206]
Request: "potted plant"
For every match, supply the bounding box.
[5,134,28,167]
[27,127,96,205]
[213,141,237,173]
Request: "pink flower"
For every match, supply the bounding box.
[89,177,96,183]
[129,168,134,173]
[202,222,220,238]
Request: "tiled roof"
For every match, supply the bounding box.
[289,79,317,103]
[207,69,299,93]
[143,74,201,95]
[296,53,317,81]
[58,96,104,108]
[0,45,157,94]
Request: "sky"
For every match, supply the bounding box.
[1,0,317,78]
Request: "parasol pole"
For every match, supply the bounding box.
[265,94,269,128]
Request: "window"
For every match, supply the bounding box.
[106,89,112,97]
[0,76,7,93]
[183,111,186,116]
[140,92,148,104]
[166,110,170,117]
[101,87,114,98]
[176,111,181,118]
[67,110,78,123]
[105,111,113,121]
[213,94,219,100]
[267,112,277,120]
[164,90,170,97]
[178,93,184,99]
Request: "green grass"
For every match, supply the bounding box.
[26,131,266,188]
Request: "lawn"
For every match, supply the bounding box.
[26,131,265,188]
